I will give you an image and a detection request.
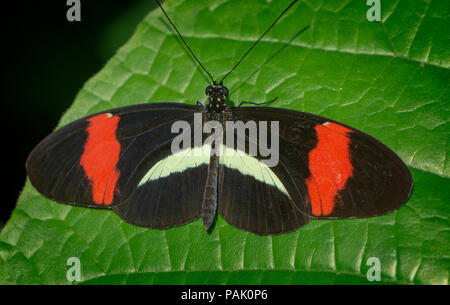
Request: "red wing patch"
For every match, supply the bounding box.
[306,122,353,216]
[80,113,121,205]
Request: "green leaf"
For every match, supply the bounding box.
[1,0,448,284]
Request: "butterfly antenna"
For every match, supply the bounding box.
[155,0,215,84]
[219,0,299,84]
[229,24,310,97]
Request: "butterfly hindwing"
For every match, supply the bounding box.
[217,148,311,235]
[112,140,210,229]
[113,164,208,229]
[216,116,314,235]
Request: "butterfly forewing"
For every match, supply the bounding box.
[26,103,203,209]
[230,106,413,220]
[113,163,208,229]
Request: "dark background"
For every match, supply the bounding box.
[1,1,156,226]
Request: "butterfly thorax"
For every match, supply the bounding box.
[205,83,229,120]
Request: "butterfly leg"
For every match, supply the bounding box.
[237,97,278,107]
[197,100,205,107]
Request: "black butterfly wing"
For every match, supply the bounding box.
[111,115,209,229]
[218,152,312,235]
[218,119,312,235]
[27,103,205,220]
[219,106,412,234]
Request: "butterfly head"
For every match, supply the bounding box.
[205,82,228,114]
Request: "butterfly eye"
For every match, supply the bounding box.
[205,86,213,96]
[221,87,229,97]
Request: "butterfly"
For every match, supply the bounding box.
[26,0,413,235]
